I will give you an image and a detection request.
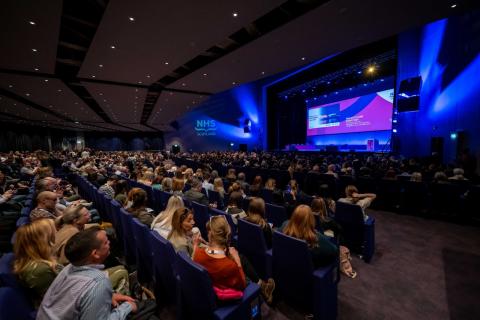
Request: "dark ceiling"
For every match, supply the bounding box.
[0,0,476,132]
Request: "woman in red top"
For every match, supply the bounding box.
[193,215,275,303]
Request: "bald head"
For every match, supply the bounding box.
[36,191,58,211]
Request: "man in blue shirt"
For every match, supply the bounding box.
[37,226,137,320]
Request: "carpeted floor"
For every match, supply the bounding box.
[261,209,480,320]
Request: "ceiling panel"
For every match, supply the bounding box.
[117,123,156,132]
[0,96,63,122]
[82,82,148,123]
[78,0,285,84]
[167,0,461,93]
[147,91,208,127]
[0,74,103,122]
[0,0,62,74]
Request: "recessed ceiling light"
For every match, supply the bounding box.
[74,102,78,105]
[110,45,116,49]
[301,57,306,61]
[58,89,62,92]
[261,71,265,75]
[8,85,13,88]
[203,73,207,76]
[91,75,96,78]
[99,64,103,68]
[25,93,30,96]
[164,62,169,65]
[74,121,79,124]
[28,21,36,25]
[138,81,142,84]
[232,12,238,17]
[44,79,48,82]
[34,67,39,71]
[146,75,151,78]
[181,83,186,86]
[232,82,236,85]
[451,4,457,8]
[32,48,37,52]
[99,93,103,96]
[128,17,135,21]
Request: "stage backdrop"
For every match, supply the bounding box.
[396,10,480,163]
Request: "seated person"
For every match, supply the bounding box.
[310,198,342,238]
[244,197,273,248]
[338,185,376,221]
[282,205,339,268]
[54,204,91,265]
[151,195,184,238]
[193,215,275,304]
[225,191,247,224]
[167,208,199,256]
[37,227,137,319]
[183,178,209,206]
[99,175,119,199]
[126,188,154,226]
[114,179,129,206]
[14,219,63,307]
[30,191,60,221]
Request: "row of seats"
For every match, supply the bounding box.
[76,175,341,319]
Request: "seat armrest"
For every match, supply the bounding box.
[364,216,375,226]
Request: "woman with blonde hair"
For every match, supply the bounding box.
[193,215,275,303]
[283,205,338,268]
[245,197,273,249]
[14,219,63,306]
[151,194,184,238]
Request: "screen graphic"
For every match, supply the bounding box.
[307,89,394,136]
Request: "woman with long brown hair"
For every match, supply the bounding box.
[167,207,198,256]
[126,188,154,226]
[283,205,338,268]
[14,219,63,306]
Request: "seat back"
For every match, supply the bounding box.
[260,188,273,204]
[272,231,314,310]
[208,190,222,208]
[0,287,35,320]
[150,231,177,305]
[237,219,270,279]
[0,253,18,288]
[191,201,210,239]
[210,207,237,236]
[335,201,366,253]
[119,208,137,264]
[265,203,287,228]
[176,252,216,317]
[131,218,153,282]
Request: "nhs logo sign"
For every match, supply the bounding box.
[194,120,217,136]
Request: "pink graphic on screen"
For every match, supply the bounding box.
[307,89,393,136]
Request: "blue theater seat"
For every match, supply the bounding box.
[265,203,287,229]
[272,231,338,320]
[237,219,272,279]
[191,201,210,239]
[175,252,262,320]
[334,201,375,262]
[131,218,154,283]
[150,231,177,305]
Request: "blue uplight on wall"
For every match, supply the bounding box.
[232,85,259,124]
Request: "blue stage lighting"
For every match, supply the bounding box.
[450,132,457,140]
[393,129,398,133]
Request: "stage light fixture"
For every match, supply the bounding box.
[450,132,457,139]
[393,129,398,133]
[367,66,375,73]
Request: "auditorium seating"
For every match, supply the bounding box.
[265,203,287,228]
[0,287,36,320]
[272,231,338,320]
[191,201,210,239]
[150,231,178,306]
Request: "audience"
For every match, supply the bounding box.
[338,185,376,221]
[244,197,273,248]
[183,178,209,206]
[167,208,198,256]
